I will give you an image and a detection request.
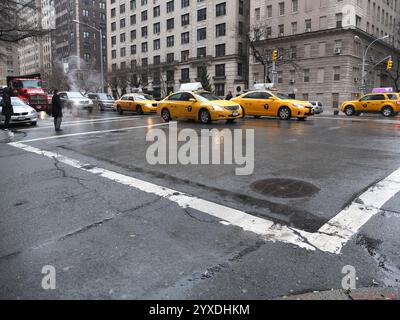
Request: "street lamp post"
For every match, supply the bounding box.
[72,20,104,93]
[355,35,389,96]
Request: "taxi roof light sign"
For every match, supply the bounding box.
[372,87,393,93]
[179,82,204,91]
[253,83,276,91]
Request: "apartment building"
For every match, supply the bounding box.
[107,0,250,98]
[249,0,400,110]
[0,44,19,86]
[18,0,43,77]
[53,0,107,91]
[16,0,55,87]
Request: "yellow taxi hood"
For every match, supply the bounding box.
[283,99,312,107]
[342,100,359,105]
[207,100,240,107]
[140,99,158,104]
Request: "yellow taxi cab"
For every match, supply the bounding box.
[114,93,159,115]
[340,93,400,117]
[157,91,243,124]
[231,90,314,120]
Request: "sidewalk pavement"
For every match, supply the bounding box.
[278,287,399,300]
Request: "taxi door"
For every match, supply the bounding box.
[239,92,264,115]
[165,93,182,118]
[175,92,197,119]
[258,91,278,116]
[358,94,375,112]
[127,96,135,111]
[368,94,386,112]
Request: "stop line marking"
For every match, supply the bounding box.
[8,135,400,254]
[19,116,150,131]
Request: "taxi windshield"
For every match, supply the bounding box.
[196,92,221,101]
[135,94,154,100]
[275,93,291,100]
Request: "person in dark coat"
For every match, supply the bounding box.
[1,87,13,131]
[225,91,233,100]
[51,89,63,131]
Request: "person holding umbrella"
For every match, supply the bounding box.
[51,89,63,132]
[1,87,14,132]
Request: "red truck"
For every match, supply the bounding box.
[7,74,51,111]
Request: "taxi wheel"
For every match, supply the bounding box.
[117,106,123,115]
[199,109,211,124]
[161,109,171,122]
[278,107,291,120]
[344,106,355,116]
[382,106,394,117]
[136,105,144,115]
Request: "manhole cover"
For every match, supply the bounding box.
[251,178,319,199]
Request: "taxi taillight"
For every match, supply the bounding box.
[397,100,400,106]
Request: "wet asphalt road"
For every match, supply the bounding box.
[0,108,400,299]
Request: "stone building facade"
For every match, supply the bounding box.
[107,0,250,98]
[249,0,400,110]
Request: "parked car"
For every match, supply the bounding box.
[231,91,313,121]
[0,97,38,126]
[340,93,400,117]
[114,93,159,115]
[309,101,324,114]
[87,93,115,111]
[58,91,94,111]
[158,90,243,124]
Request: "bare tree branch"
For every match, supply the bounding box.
[0,0,51,43]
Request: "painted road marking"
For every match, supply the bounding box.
[19,116,152,131]
[8,141,400,254]
[20,122,173,143]
[314,116,400,125]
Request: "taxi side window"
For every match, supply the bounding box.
[121,96,129,101]
[179,93,195,101]
[360,95,372,101]
[128,96,134,101]
[387,94,397,100]
[168,93,182,101]
[244,92,261,99]
[259,92,273,99]
[369,95,385,101]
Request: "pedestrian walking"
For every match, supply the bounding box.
[52,89,63,132]
[225,91,233,101]
[1,87,13,131]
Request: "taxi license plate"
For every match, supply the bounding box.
[232,111,238,117]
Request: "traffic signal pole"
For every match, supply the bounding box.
[272,50,278,87]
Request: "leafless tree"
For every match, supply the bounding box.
[383,57,400,92]
[248,23,301,83]
[0,0,50,43]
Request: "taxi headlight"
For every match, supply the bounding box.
[210,103,224,111]
[145,103,152,108]
[292,103,305,109]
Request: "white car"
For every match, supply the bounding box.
[0,97,38,126]
[309,101,323,114]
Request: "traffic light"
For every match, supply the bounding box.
[387,57,393,71]
[272,50,278,62]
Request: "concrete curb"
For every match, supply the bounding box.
[278,287,399,300]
